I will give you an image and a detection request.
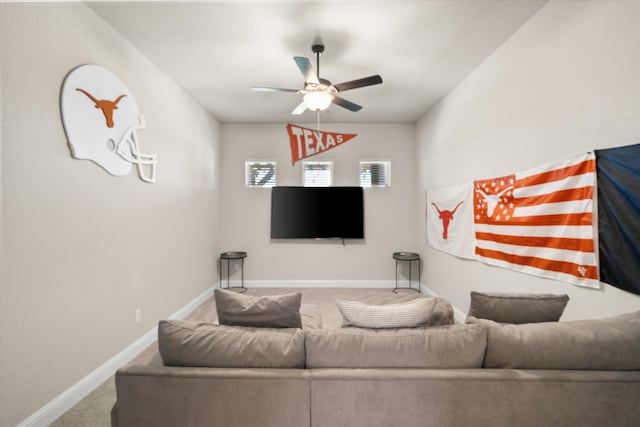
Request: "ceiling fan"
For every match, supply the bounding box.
[251,42,383,115]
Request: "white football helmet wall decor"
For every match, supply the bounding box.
[60,64,157,183]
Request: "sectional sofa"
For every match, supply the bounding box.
[111,293,640,427]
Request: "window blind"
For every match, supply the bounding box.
[360,161,391,187]
[303,161,333,187]
[245,161,276,187]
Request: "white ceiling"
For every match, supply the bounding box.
[89,0,547,123]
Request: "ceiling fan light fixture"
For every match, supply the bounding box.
[303,91,333,111]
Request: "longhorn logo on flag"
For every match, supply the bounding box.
[287,124,357,165]
[432,201,464,240]
[473,152,599,288]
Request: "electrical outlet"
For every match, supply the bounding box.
[135,309,142,324]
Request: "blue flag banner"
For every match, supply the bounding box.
[595,143,640,296]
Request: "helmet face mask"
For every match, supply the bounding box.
[114,118,157,183]
[60,65,157,183]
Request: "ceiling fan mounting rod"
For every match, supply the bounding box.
[312,43,324,80]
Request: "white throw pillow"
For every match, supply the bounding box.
[337,297,437,328]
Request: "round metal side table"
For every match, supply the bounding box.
[219,251,247,293]
[392,252,421,293]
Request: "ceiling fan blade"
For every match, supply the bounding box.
[291,101,307,115]
[332,96,362,112]
[293,56,319,85]
[251,86,299,93]
[334,75,383,92]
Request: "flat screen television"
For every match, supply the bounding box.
[271,186,364,239]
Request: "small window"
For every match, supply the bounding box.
[303,161,333,187]
[245,160,276,187]
[360,161,391,187]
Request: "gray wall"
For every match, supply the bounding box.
[219,123,418,282]
[416,0,640,320]
[0,4,221,426]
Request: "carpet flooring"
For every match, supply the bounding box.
[51,287,422,426]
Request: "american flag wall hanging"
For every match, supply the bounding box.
[472,152,598,288]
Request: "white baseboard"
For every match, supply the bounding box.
[167,286,214,320]
[17,285,215,427]
[226,279,397,288]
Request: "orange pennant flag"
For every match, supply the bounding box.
[287,123,358,165]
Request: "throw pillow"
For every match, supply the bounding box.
[352,293,454,326]
[467,311,640,370]
[467,291,569,324]
[336,297,436,329]
[215,289,302,328]
[305,324,487,368]
[158,320,305,368]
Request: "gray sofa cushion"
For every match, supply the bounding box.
[305,324,487,368]
[158,320,305,368]
[337,297,436,328]
[215,288,302,328]
[467,291,569,323]
[468,311,640,370]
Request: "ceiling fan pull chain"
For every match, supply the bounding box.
[316,111,321,132]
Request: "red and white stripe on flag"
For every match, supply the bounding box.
[473,152,599,288]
